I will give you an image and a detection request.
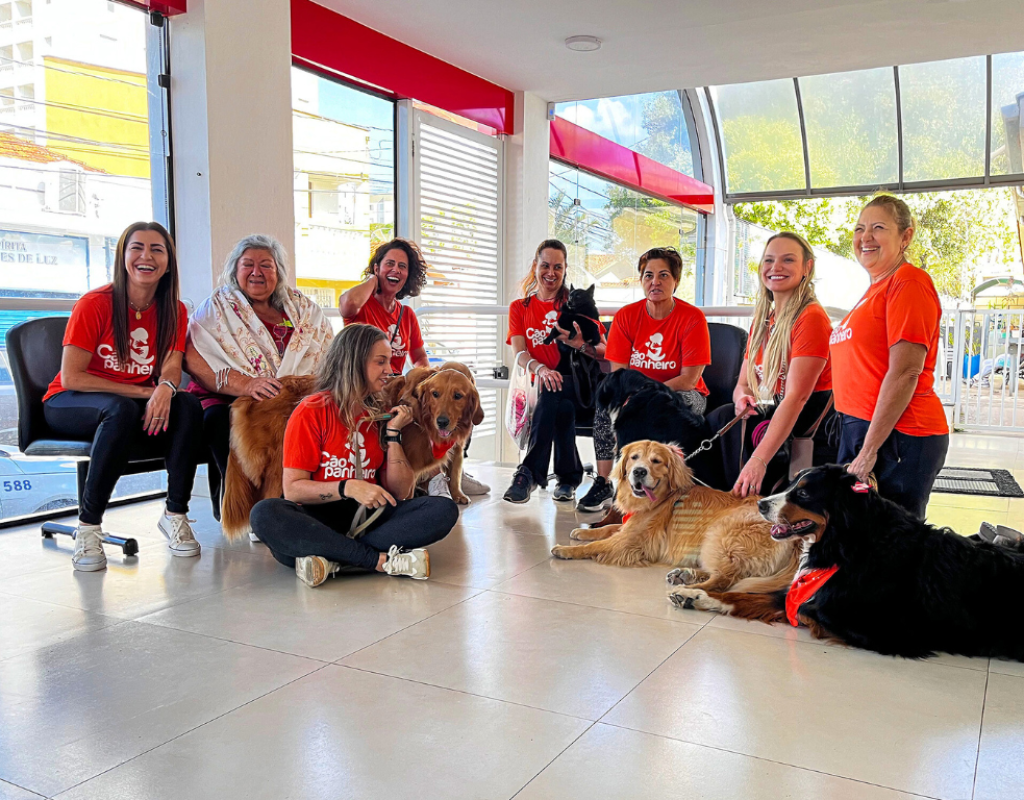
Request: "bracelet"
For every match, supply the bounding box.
[159,379,178,396]
[750,455,767,469]
[337,480,348,499]
[214,367,232,392]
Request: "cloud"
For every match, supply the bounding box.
[560,97,639,146]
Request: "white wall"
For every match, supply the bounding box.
[169,0,294,311]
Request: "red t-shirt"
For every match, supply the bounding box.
[747,303,833,397]
[44,285,187,401]
[283,392,386,483]
[507,296,562,370]
[830,264,947,436]
[343,294,423,376]
[606,298,711,394]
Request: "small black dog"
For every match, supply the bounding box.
[669,464,1024,661]
[596,368,713,483]
[543,284,602,347]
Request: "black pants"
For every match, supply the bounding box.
[521,373,583,487]
[706,390,836,494]
[250,495,458,572]
[837,413,949,520]
[43,390,203,525]
[202,403,231,519]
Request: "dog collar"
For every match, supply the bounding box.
[786,565,839,627]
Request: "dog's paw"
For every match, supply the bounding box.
[551,545,573,559]
[665,567,700,586]
[451,492,471,505]
[668,587,713,611]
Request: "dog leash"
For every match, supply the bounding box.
[683,412,747,464]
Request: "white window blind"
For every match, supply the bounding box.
[413,112,503,447]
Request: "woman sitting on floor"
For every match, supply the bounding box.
[705,232,834,497]
[43,221,204,572]
[184,234,333,522]
[250,323,458,587]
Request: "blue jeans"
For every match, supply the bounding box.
[837,414,949,520]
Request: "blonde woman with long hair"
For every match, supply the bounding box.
[705,232,834,497]
[250,323,458,587]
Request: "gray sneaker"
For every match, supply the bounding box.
[72,524,107,572]
[382,545,429,579]
[460,472,491,495]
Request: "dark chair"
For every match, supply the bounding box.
[704,322,748,413]
[5,317,172,556]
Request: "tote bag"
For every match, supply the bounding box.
[505,359,539,450]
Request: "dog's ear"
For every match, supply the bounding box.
[663,443,693,494]
[463,387,484,426]
[611,448,628,483]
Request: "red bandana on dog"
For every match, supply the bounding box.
[786,565,839,627]
[431,439,457,461]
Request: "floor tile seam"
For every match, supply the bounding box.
[593,720,946,800]
[970,669,991,800]
[0,775,48,799]
[507,720,600,800]
[128,616,336,665]
[334,662,599,723]
[49,662,332,799]
[483,587,712,628]
[327,587,488,662]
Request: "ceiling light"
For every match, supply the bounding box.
[565,35,602,52]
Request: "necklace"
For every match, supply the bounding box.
[128,298,154,320]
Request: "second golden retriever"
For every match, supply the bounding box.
[551,440,801,594]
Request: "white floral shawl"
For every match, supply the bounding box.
[189,286,333,379]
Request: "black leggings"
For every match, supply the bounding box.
[250,495,458,572]
[202,403,231,516]
[705,390,836,493]
[521,374,584,487]
[43,390,203,525]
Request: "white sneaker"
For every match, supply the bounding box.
[427,472,452,500]
[382,545,429,579]
[460,472,490,495]
[295,555,338,587]
[158,513,201,557]
[72,524,107,572]
[248,529,261,543]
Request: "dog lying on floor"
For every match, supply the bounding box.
[383,362,484,505]
[668,464,1024,661]
[551,440,802,594]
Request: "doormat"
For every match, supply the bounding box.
[932,467,1024,498]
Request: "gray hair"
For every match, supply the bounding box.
[220,234,291,311]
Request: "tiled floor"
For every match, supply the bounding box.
[0,433,1022,799]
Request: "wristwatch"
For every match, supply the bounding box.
[384,428,402,444]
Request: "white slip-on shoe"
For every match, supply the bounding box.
[72,524,107,572]
[158,513,201,557]
[427,472,453,500]
[248,528,261,543]
[295,555,339,587]
[382,545,429,579]
[459,472,491,495]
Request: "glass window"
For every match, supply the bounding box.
[711,79,805,194]
[554,91,694,177]
[900,56,986,182]
[991,51,1024,176]
[800,68,898,188]
[549,161,698,307]
[291,67,396,309]
[0,0,173,522]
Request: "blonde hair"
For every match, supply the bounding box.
[519,239,568,303]
[745,232,818,403]
[863,194,915,234]
[317,323,387,430]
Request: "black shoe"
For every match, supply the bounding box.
[576,476,614,512]
[503,467,535,504]
[552,482,577,502]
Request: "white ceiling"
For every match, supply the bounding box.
[314,0,1024,102]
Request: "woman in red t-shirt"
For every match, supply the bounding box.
[706,232,835,497]
[42,222,204,572]
[830,195,949,519]
[249,323,458,587]
[502,239,614,509]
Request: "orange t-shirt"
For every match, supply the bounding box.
[747,303,833,397]
[44,285,187,402]
[283,392,385,483]
[507,296,562,370]
[606,298,710,394]
[343,294,424,376]
[829,264,947,436]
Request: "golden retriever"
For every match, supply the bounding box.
[551,440,802,594]
[384,361,484,505]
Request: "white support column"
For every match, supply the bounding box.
[168,0,294,311]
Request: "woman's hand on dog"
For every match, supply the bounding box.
[537,365,563,392]
[246,376,283,401]
[345,479,397,509]
[847,447,877,484]
[387,404,414,430]
[733,457,765,498]
[554,321,585,350]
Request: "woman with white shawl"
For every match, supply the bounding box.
[185,234,333,521]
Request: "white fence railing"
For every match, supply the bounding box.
[948,308,1024,432]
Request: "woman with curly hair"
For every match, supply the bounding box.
[339,238,430,376]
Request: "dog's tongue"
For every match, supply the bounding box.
[643,485,657,502]
[439,429,452,438]
[771,524,788,537]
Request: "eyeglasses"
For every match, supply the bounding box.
[271,320,293,354]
